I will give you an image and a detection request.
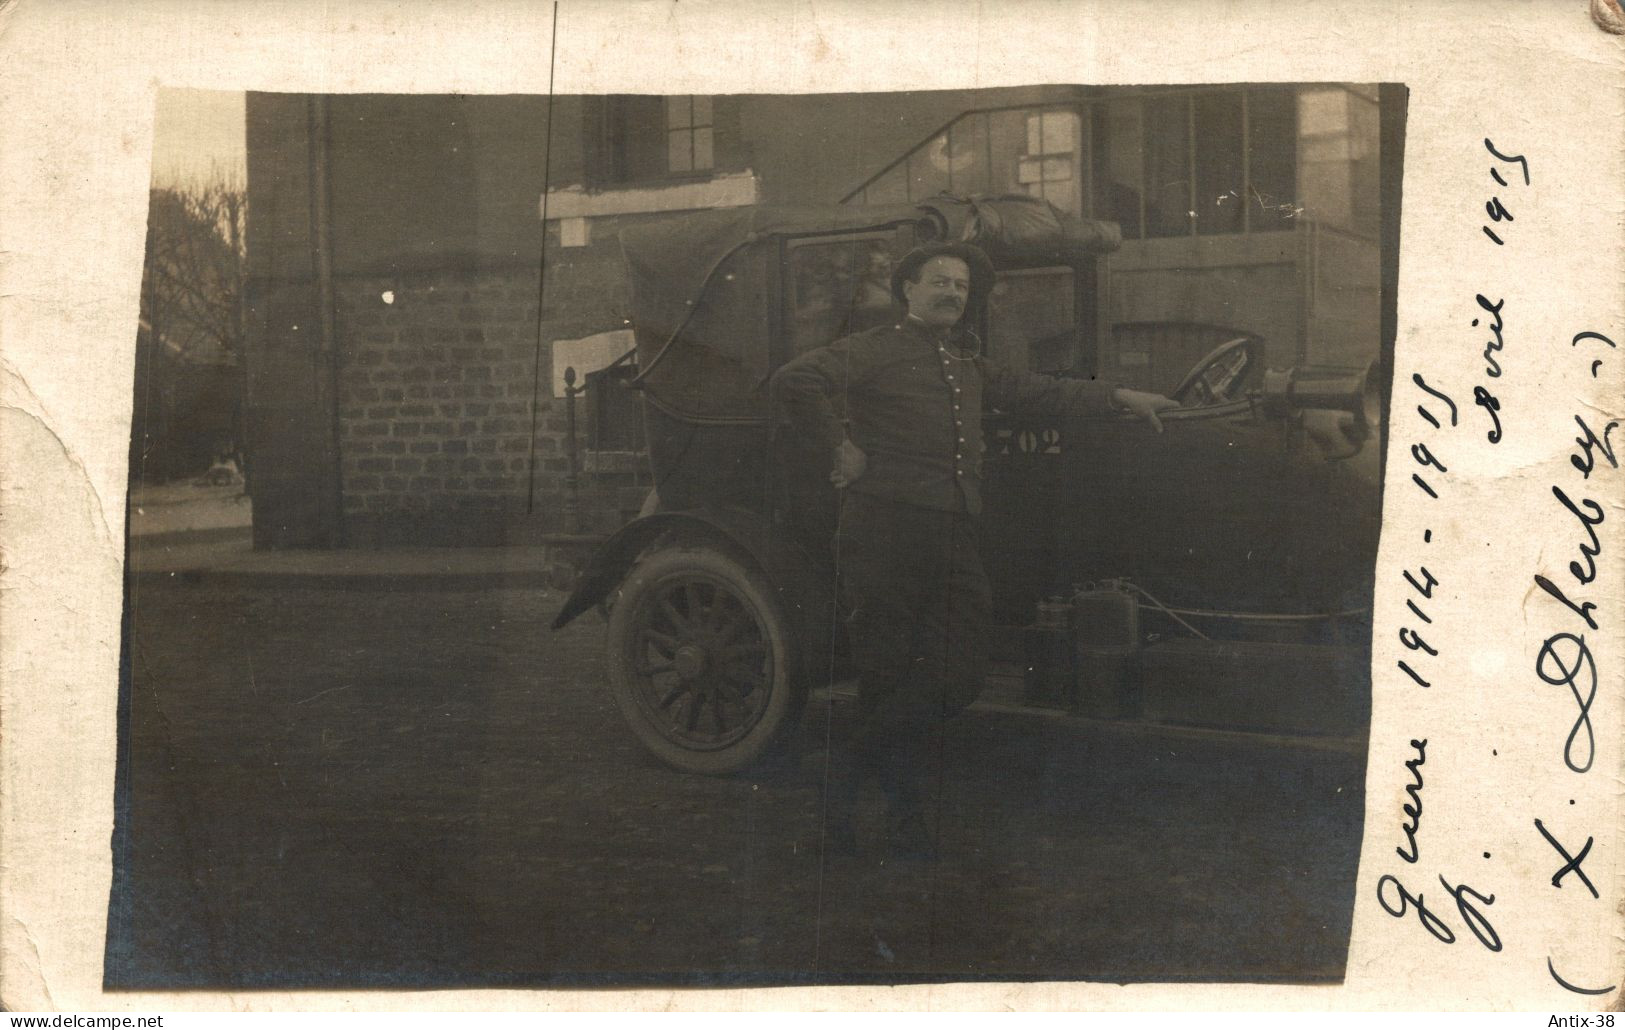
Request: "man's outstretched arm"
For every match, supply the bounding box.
[1110,387,1181,433]
[985,362,1179,432]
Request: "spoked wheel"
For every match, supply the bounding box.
[606,546,798,774]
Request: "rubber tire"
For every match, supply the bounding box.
[605,545,799,775]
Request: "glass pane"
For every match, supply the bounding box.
[1017,156,1043,184]
[944,114,991,195]
[1092,100,1144,238]
[1295,87,1354,229]
[1348,93,1380,237]
[693,127,714,170]
[619,95,668,182]
[665,95,691,129]
[1300,136,1351,163]
[788,242,855,355]
[1041,111,1077,153]
[1144,95,1191,238]
[691,94,713,127]
[1194,91,1244,236]
[907,143,950,200]
[1042,180,1075,211]
[919,131,951,187]
[1298,87,1349,135]
[990,270,1076,373]
[787,237,905,353]
[1042,155,1073,181]
[1247,87,1297,231]
[989,108,1028,194]
[667,130,692,172]
[1026,112,1043,155]
[850,239,901,334]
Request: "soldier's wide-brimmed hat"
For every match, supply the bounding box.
[889,241,995,309]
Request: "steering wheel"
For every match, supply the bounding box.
[1169,336,1262,407]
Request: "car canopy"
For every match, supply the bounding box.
[620,194,1123,424]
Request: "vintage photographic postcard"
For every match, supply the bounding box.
[0,0,1620,1012]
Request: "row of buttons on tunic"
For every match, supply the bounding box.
[940,346,967,478]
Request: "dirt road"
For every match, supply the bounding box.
[110,580,1365,988]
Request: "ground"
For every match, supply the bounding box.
[109,579,1367,989]
[128,480,252,538]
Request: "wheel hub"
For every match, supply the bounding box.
[674,644,709,681]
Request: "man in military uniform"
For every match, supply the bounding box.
[771,241,1176,858]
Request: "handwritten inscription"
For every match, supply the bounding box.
[1535,327,1617,995]
[1375,872,1503,952]
[1472,294,1505,443]
[1510,131,1618,995]
[1534,487,1605,634]
[1534,818,1598,899]
[1376,738,1500,950]
[1481,138,1529,245]
[1395,738,1427,864]
[1533,328,1614,791]
[1377,139,1544,963]
[1534,633,1598,774]
[1396,374,1455,689]
[1372,133,1618,999]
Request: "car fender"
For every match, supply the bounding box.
[550,508,836,665]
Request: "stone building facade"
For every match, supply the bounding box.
[242,85,1392,549]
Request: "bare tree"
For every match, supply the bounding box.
[132,179,249,484]
[140,178,246,364]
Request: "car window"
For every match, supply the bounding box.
[785,234,909,355]
[989,268,1076,374]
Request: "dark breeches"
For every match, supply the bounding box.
[834,492,990,791]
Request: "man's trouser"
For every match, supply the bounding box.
[833,491,991,811]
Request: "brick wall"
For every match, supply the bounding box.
[331,221,653,546]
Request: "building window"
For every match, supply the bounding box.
[592,95,717,184]
[843,87,1381,240]
[1141,94,1192,238]
[1246,88,1299,232]
[1090,86,1308,239]
[1193,91,1245,236]
[848,106,1082,214]
[1296,86,1380,238]
[664,95,714,174]
[1018,111,1080,211]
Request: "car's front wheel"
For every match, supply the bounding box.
[605,545,798,775]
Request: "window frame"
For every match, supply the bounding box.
[588,94,720,188]
[844,103,1088,215]
[663,95,715,176]
[988,265,1083,375]
[781,230,911,355]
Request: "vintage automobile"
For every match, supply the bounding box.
[553,195,1383,775]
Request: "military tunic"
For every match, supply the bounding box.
[770,316,1118,804]
[771,318,1117,516]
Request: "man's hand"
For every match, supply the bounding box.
[830,439,867,489]
[1112,388,1180,434]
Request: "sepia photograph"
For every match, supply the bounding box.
[113,81,1403,989]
